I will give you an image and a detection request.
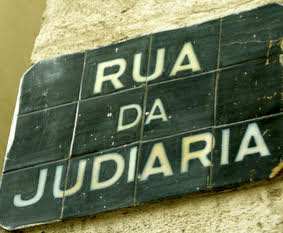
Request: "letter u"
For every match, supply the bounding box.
[13,168,48,207]
[53,159,87,198]
[133,48,165,82]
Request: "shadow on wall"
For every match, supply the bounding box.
[0,0,46,176]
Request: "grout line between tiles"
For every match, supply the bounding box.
[59,159,70,219]
[217,18,222,70]
[214,75,220,127]
[69,51,87,158]
[211,18,223,189]
[71,141,140,159]
[214,17,222,127]
[79,84,146,103]
[214,112,283,129]
[18,100,78,118]
[133,34,152,205]
[60,51,87,219]
[143,126,213,143]
[211,18,222,189]
[209,127,216,189]
[2,158,68,175]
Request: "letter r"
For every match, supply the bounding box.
[94,58,126,94]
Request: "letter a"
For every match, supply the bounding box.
[169,42,200,76]
[145,98,168,125]
[235,123,271,162]
[140,142,173,181]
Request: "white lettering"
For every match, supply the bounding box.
[170,42,201,76]
[140,142,173,181]
[117,104,142,132]
[53,160,87,198]
[235,123,271,162]
[181,132,214,173]
[145,98,168,125]
[133,48,165,82]
[94,58,126,94]
[221,129,230,165]
[13,168,48,207]
[128,146,138,183]
[90,153,125,190]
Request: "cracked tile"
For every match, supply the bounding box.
[220,4,283,67]
[19,52,84,115]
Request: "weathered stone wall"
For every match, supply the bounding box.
[1,0,282,232]
[31,0,283,63]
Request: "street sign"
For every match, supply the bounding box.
[0,3,282,230]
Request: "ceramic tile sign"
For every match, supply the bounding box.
[0,3,282,230]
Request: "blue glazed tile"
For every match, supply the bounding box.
[4,103,77,172]
[0,160,67,230]
[81,36,150,99]
[147,19,219,85]
[144,72,215,140]
[72,87,145,156]
[136,128,212,204]
[19,52,84,115]
[211,115,283,189]
[62,144,137,219]
[220,3,283,67]
[216,56,281,126]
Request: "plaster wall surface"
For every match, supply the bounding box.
[31,0,283,63]
[1,0,283,232]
